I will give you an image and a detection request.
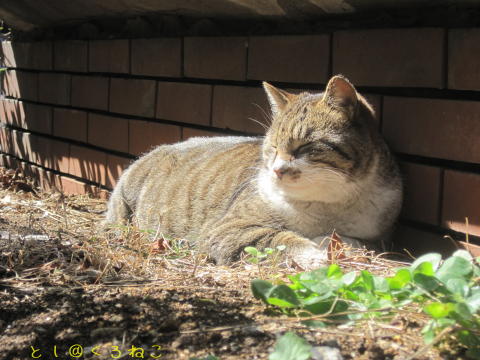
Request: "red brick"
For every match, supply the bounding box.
[23,103,52,134]
[131,38,181,77]
[393,225,457,257]
[129,120,181,156]
[400,162,441,225]
[106,154,131,189]
[184,37,247,80]
[60,176,89,195]
[248,35,330,83]
[38,73,71,106]
[383,97,480,163]
[0,99,25,127]
[2,41,53,70]
[156,82,211,126]
[0,126,13,155]
[68,145,106,185]
[110,78,156,118]
[448,29,480,90]
[53,108,87,142]
[333,28,444,88]
[1,41,15,68]
[88,114,128,153]
[182,127,225,140]
[89,39,129,73]
[71,75,109,111]
[3,70,38,101]
[12,130,39,164]
[2,155,18,169]
[30,136,70,172]
[30,135,51,168]
[54,41,88,72]
[212,85,269,134]
[442,170,480,236]
[51,140,70,173]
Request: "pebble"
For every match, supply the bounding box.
[311,346,343,360]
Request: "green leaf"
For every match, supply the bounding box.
[411,253,442,272]
[300,268,328,282]
[436,256,473,283]
[245,246,259,256]
[343,289,360,301]
[327,264,343,279]
[424,302,454,319]
[269,332,312,360]
[302,281,331,295]
[445,278,469,297]
[373,276,389,293]
[466,289,480,313]
[452,249,473,261]
[414,261,435,276]
[303,299,334,315]
[388,268,412,290]
[453,302,473,321]
[267,285,300,308]
[342,271,357,286]
[360,270,374,292]
[251,279,274,303]
[413,273,439,291]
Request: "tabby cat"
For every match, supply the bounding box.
[104,75,402,269]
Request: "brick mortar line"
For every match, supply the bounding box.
[9,67,480,102]
[397,153,480,175]
[2,95,260,136]
[3,98,480,174]
[399,218,480,243]
[3,123,480,188]
[1,123,135,160]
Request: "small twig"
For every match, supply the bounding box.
[405,325,456,360]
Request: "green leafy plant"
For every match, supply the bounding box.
[269,332,312,360]
[252,250,480,358]
[244,245,286,277]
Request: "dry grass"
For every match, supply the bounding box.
[0,167,452,359]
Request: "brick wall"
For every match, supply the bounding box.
[1,28,479,255]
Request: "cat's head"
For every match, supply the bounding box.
[260,75,377,203]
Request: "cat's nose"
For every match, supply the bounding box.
[273,167,288,179]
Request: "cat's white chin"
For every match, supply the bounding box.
[258,169,352,204]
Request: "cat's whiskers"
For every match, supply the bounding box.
[247,117,269,132]
[252,102,273,126]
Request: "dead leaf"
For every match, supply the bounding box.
[327,230,346,263]
[150,237,168,254]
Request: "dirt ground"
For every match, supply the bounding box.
[0,168,466,360]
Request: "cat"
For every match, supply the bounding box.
[104,75,403,269]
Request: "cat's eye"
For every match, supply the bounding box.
[293,142,315,157]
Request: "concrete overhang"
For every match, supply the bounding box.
[1,0,480,32]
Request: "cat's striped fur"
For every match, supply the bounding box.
[105,75,402,268]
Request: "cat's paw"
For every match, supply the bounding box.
[290,246,328,270]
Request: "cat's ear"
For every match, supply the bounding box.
[323,75,358,112]
[263,82,294,115]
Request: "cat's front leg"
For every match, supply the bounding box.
[201,220,329,269]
